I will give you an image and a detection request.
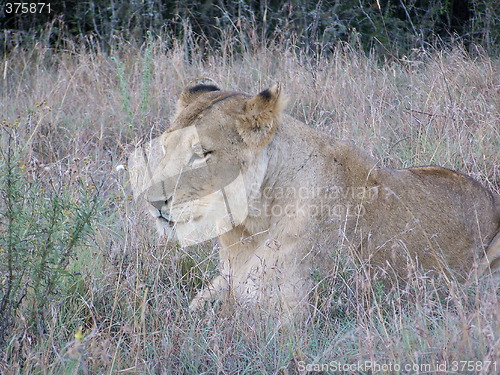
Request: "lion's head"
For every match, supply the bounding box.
[143,83,285,245]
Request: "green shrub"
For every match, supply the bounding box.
[0,121,100,346]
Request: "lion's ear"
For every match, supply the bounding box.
[238,83,286,147]
[176,84,220,112]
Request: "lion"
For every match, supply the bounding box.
[132,83,500,314]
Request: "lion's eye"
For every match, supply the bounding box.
[192,143,212,158]
[189,144,212,166]
[192,143,203,156]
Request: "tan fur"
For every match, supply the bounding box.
[143,83,500,315]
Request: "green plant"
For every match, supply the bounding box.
[0,121,100,347]
[140,31,154,116]
[111,30,156,132]
[112,57,133,126]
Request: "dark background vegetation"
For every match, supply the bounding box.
[1,0,499,55]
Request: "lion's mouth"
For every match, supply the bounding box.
[156,207,205,226]
[159,213,205,226]
[158,213,175,227]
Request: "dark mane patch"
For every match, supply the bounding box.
[259,88,272,101]
[189,84,220,94]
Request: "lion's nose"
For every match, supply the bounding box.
[149,198,170,211]
[149,200,168,210]
[149,200,164,210]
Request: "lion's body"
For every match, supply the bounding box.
[141,83,499,313]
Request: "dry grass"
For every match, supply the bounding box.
[0,34,499,374]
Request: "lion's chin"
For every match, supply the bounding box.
[155,216,176,238]
[155,214,205,239]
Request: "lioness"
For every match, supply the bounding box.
[136,83,499,314]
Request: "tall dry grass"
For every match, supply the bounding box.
[0,34,499,374]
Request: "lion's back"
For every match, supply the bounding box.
[351,164,499,278]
